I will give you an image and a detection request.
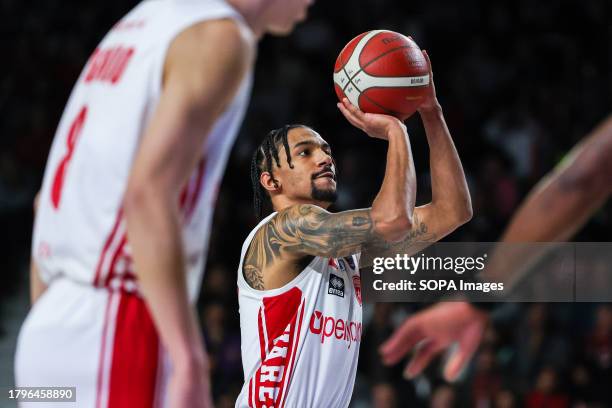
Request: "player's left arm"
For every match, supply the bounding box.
[361,51,472,265]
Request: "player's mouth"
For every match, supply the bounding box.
[313,170,336,181]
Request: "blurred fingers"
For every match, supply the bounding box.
[404,340,443,379]
[379,319,424,365]
[443,321,485,382]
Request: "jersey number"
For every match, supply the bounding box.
[50,106,88,209]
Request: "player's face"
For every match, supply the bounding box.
[263,0,314,36]
[277,127,337,206]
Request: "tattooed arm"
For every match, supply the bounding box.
[243,205,376,289]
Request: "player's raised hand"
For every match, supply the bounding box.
[379,302,487,382]
[337,98,406,140]
[417,50,440,113]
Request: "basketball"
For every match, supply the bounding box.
[333,30,430,120]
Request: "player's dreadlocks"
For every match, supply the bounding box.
[251,124,306,218]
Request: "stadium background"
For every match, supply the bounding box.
[1,0,611,406]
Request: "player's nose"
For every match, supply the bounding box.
[315,151,333,167]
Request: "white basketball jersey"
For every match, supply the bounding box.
[32,0,253,301]
[236,212,363,408]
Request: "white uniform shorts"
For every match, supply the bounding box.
[15,277,169,408]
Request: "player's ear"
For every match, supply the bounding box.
[260,171,281,193]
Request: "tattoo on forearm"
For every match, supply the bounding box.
[352,216,370,227]
[364,212,437,256]
[242,205,375,289]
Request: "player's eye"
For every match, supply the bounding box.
[298,149,309,156]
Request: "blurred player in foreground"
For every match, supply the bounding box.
[15,0,313,407]
[380,114,612,382]
[236,53,472,407]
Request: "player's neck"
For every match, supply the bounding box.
[272,197,332,212]
[226,0,267,39]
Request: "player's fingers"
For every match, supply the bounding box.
[337,102,364,129]
[342,98,366,121]
[379,319,424,365]
[404,340,443,379]
[443,322,484,382]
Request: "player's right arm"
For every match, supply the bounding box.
[360,51,472,265]
[124,19,253,407]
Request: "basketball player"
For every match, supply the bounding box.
[16,1,313,407]
[236,52,472,407]
[380,114,612,382]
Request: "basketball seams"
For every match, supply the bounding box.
[359,92,398,116]
[360,45,412,73]
[342,67,361,93]
[343,30,384,78]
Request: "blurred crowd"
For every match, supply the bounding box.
[2,0,611,406]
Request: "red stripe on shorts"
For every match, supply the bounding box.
[95,292,114,408]
[107,293,160,407]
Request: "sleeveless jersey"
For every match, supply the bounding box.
[32,0,253,301]
[236,212,363,408]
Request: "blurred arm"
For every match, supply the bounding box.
[30,260,46,305]
[484,115,612,285]
[502,115,612,242]
[124,19,252,373]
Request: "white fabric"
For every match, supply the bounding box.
[236,213,363,408]
[32,0,253,302]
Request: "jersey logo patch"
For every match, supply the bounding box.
[328,273,345,298]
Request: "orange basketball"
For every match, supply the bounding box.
[333,30,430,120]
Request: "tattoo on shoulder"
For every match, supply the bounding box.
[242,227,270,290]
[243,264,264,290]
